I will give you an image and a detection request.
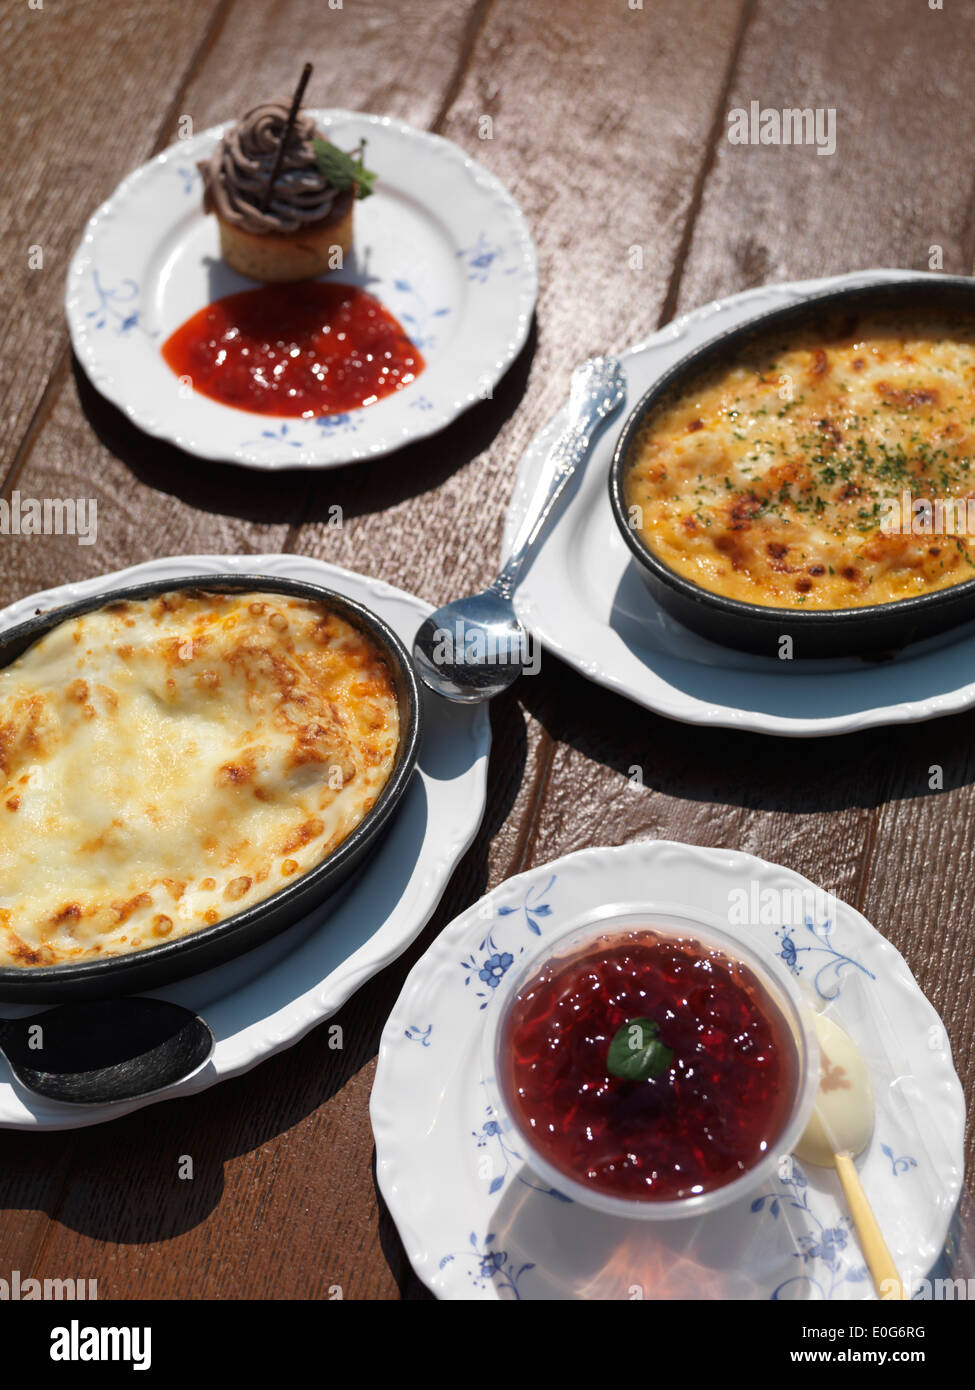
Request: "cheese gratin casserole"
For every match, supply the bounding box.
[623,314,975,609]
[0,590,400,968]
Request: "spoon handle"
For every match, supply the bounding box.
[834,1151,907,1299]
[491,356,626,600]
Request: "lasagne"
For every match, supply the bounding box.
[0,589,400,967]
[623,313,975,608]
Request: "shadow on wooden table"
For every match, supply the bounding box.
[517,649,975,818]
[70,316,537,525]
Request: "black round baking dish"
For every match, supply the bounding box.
[609,274,975,659]
[0,573,421,1002]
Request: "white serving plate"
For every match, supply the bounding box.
[372,840,965,1299]
[0,553,490,1130]
[66,111,537,469]
[504,269,975,737]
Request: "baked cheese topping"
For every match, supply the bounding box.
[623,314,975,609]
[0,590,400,968]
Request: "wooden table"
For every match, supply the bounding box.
[2,0,973,1300]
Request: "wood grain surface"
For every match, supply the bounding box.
[1,0,972,1300]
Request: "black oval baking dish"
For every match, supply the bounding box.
[609,275,975,659]
[0,574,421,1002]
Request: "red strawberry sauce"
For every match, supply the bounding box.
[162,282,424,417]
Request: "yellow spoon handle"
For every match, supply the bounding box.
[834,1152,906,1300]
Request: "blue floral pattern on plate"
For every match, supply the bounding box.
[404,1024,433,1047]
[241,423,305,451]
[882,1144,918,1177]
[315,413,359,435]
[460,930,516,1007]
[458,876,558,1007]
[775,917,876,1000]
[456,233,519,284]
[439,1233,534,1300]
[391,278,450,351]
[176,165,200,196]
[86,271,155,337]
[496,874,554,936]
[240,413,364,454]
[473,1102,571,1202]
[752,1158,871,1300]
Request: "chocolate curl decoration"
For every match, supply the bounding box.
[260,61,313,213]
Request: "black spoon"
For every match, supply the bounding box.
[0,998,214,1105]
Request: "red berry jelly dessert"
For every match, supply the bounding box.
[162,282,424,418]
[500,929,800,1202]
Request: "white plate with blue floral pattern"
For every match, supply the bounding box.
[65,111,537,469]
[0,552,490,1130]
[372,840,965,1300]
[504,269,975,737]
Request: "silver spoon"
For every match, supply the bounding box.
[0,998,214,1105]
[413,355,627,702]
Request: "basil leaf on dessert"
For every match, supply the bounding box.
[313,138,377,199]
[607,1017,674,1082]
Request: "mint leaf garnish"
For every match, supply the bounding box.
[607,1017,674,1082]
[313,137,377,199]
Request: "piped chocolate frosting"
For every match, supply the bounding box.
[200,100,342,234]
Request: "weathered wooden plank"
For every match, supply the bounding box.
[0,0,231,489]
